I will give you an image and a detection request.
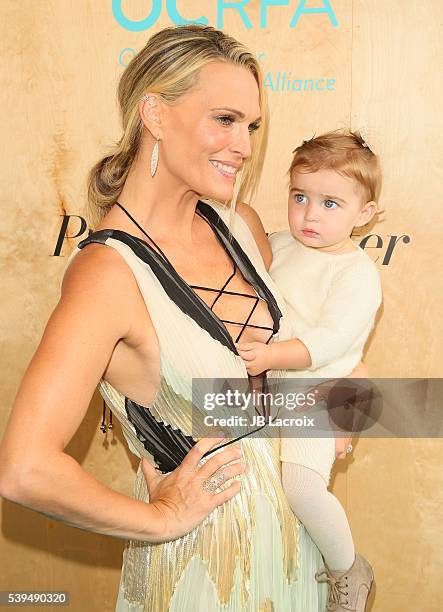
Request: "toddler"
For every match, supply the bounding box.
[237,129,382,612]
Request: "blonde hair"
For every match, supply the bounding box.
[289,129,382,205]
[86,25,268,228]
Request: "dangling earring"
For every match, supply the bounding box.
[151,135,159,177]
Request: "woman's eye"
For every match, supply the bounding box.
[324,200,338,209]
[216,115,235,126]
[248,123,260,134]
[294,194,307,204]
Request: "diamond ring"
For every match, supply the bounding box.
[202,471,226,493]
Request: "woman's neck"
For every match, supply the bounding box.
[115,154,201,244]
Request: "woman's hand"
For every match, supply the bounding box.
[334,434,353,459]
[236,341,272,375]
[141,437,247,542]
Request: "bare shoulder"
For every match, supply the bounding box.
[63,242,131,293]
[61,243,150,346]
[235,203,272,270]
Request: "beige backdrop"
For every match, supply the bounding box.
[1,1,442,611]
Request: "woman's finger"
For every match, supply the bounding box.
[181,436,227,471]
[197,445,243,480]
[199,462,247,498]
[215,460,247,481]
[211,479,242,507]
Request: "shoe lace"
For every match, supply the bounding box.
[315,569,349,610]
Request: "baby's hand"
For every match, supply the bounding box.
[235,341,272,376]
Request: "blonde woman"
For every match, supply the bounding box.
[0,26,327,610]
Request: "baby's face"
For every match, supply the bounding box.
[288,168,370,251]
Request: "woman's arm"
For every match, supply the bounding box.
[0,246,245,542]
[236,202,273,270]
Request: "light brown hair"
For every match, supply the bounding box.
[86,25,268,227]
[289,129,382,205]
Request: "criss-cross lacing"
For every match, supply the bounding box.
[315,568,349,610]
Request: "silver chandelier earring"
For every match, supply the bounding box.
[151,135,159,177]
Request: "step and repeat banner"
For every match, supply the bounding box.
[1,2,442,611]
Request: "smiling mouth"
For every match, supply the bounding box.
[210,160,239,179]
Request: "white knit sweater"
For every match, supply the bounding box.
[268,230,382,379]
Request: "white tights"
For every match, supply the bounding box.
[282,462,355,571]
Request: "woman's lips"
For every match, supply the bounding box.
[210,160,239,180]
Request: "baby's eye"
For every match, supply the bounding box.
[293,194,307,204]
[215,115,235,127]
[324,199,338,209]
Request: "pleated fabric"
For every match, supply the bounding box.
[64,200,327,611]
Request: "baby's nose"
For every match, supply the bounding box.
[304,203,318,221]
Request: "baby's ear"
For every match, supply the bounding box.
[354,201,378,227]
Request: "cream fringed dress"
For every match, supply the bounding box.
[64,200,327,612]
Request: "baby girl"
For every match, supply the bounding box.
[237,129,382,612]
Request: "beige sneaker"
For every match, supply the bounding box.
[315,554,374,611]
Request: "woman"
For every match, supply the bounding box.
[0,25,327,610]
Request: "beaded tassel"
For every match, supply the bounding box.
[100,399,113,433]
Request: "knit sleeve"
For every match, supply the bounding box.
[297,257,382,370]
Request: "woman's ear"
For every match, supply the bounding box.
[354,201,378,228]
[139,93,164,140]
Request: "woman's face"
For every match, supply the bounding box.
[159,61,262,202]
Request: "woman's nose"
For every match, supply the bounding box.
[231,125,252,159]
